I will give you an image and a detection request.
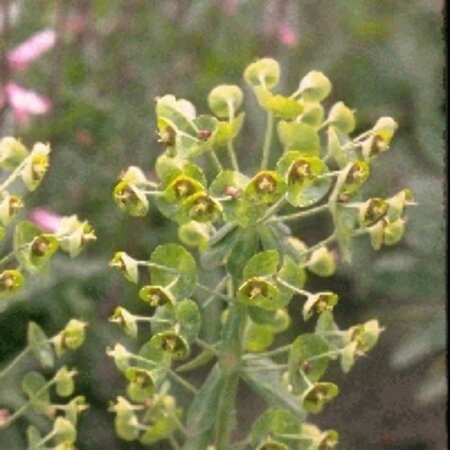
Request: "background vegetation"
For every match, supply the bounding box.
[0,1,445,449]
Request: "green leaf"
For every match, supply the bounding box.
[200,226,241,270]
[178,221,212,250]
[254,86,303,119]
[21,371,50,412]
[244,250,279,279]
[26,425,42,449]
[226,227,259,280]
[288,334,330,394]
[150,243,197,299]
[175,299,202,343]
[156,95,197,135]
[140,414,178,445]
[340,341,358,373]
[185,364,225,437]
[244,322,275,352]
[250,409,300,449]
[277,121,320,155]
[242,362,306,421]
[27,322,54,368]
[211,113,245,146]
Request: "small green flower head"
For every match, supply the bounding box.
[125,367,158,402]
[111,396,140,441]
[0,136,29,169]
[362,116,398,159]
[113,181,149,216]
[183,192,222,223]
[307,247,336,277]
[208,84,243,118]
[109,306,138,339]
[348,319,384,355]
[301,382,340,414]
[245,171,286,205]
[21,142,51,191]
[52,416,77,445]
[303,292,339,321]
[0,269,25,297]
[327,101,356,134]
[150,330,190,360]
[177,220,211,249]
[238,277,280,311]
[139,285,175,308]
[55,366,77,397]
[298,71,332,102]
[54,319,87,356]
[164,175,205,204]
[358,198,389,227]
[55,215,96,257]
[109,251,139,284]
[387,188,414,221]
[157,118,176,146]
[341,161,370,196]
[106,344,132,372]
[244,58,281,89]
[0,192,24,225]
[317,430,339,450]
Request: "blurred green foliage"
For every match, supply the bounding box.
[0,1,444,449]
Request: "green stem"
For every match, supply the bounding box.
[215,299,245,450]
[168,369,198,395]
[169,436,182,450]
[208,151,223,172]
[244,343,291,360]
[196,283,233,304]
[0,379,56,429]
[201,276,229,309]
[268,203,329,224]
[261,112,274,170]
[274,277,310,297]
[257,196,286,224]
[0,346,31,381]
[0,153,30,193]
[227,142,239,171]
[209,222,236,246]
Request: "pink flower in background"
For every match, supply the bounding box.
[7,29,56,71]
[221,0,238,15]
[29,208,62,233]
[0,29,56,125]
[3,82,51,124]
[277,23,299,47]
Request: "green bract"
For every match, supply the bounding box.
[109,58,412,449]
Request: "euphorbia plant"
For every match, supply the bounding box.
[0,138,95,448]
[109,58,414,449]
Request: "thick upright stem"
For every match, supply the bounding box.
[261,112,274,170]
[215,299,246,449]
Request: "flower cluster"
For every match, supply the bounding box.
[110,58,413,449]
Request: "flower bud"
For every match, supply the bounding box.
[178,220,211,249]
[0,192,24,225]
[0,137,29,169]
[327,101,356,134]
[208,84,243,118]
[109,251,139,284]
[106,344,132,372]
[55,366,77,397]
[244,58,280,89]
[302,292,339,321]
[298,71,332,102]
[21,142,50,191]
[109,306,138,339]
[307,247,336,277]
[164,175,205,204]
